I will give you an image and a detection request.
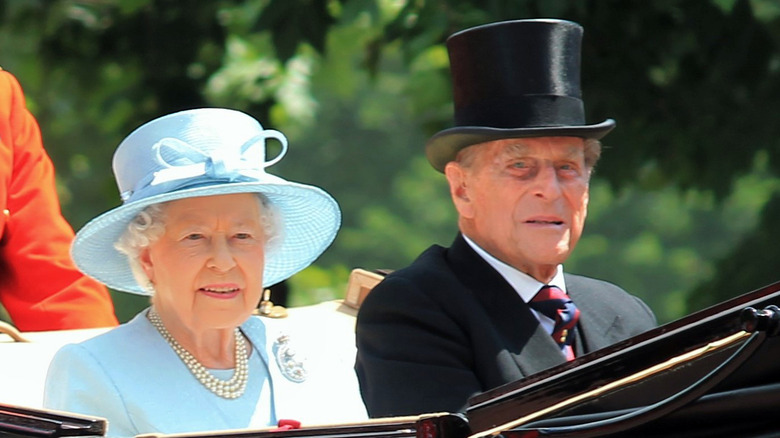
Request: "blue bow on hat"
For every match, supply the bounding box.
[121,132,286,203]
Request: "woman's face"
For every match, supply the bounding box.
[140,193,266,332]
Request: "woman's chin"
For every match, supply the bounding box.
[196,307,253,329]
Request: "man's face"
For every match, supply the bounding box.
[445,136,591,282]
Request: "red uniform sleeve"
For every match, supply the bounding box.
[0,69,118,331]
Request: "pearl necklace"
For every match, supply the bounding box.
[147,308,249,399]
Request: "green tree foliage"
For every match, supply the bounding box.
[1,0,779,324]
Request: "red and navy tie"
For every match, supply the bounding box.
[530,285,580,360]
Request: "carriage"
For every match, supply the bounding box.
[2,270,779,438]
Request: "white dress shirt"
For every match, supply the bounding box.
[462,234,569,336]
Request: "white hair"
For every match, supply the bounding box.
[114,193,283,290]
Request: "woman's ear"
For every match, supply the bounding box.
[445,162,475,219]
[139,247,155,284]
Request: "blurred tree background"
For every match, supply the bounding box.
[1,0,779,324]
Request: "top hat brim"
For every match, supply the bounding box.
[425,119,615,173]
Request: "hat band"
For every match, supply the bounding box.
[454,95,585,129]
[121,136,273,203]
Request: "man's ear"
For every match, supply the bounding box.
[445,161,475,219]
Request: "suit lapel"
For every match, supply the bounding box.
[447,234,567,377]
[566,274,626,354]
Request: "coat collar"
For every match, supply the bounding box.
[241,316,305,423]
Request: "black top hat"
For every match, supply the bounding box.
[425,19,615,172]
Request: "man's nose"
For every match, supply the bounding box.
[533,165,563,199]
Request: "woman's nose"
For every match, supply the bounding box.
[207,237,237,272]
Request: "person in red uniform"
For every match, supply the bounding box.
[0,68,118,331]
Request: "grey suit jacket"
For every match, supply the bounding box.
[355,234,656,418]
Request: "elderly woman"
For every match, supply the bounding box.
[43,108,366,437]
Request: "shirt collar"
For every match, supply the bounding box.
[462,234,567,303]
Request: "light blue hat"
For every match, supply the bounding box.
[71,108,341,295]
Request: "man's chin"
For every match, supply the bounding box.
[525,241,572,261]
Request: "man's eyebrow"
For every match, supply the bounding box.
[499,140,585,160]
[561,145,585,159]
[502,142,531,156]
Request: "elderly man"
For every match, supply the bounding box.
[354,19,657,418]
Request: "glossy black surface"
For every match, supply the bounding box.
[466,280,780,434]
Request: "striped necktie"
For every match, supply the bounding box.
[529,285,580,360]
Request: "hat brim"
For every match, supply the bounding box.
[71,176,340,295]
[425,119,616,172]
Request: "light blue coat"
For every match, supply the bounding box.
[43,309,367,437]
